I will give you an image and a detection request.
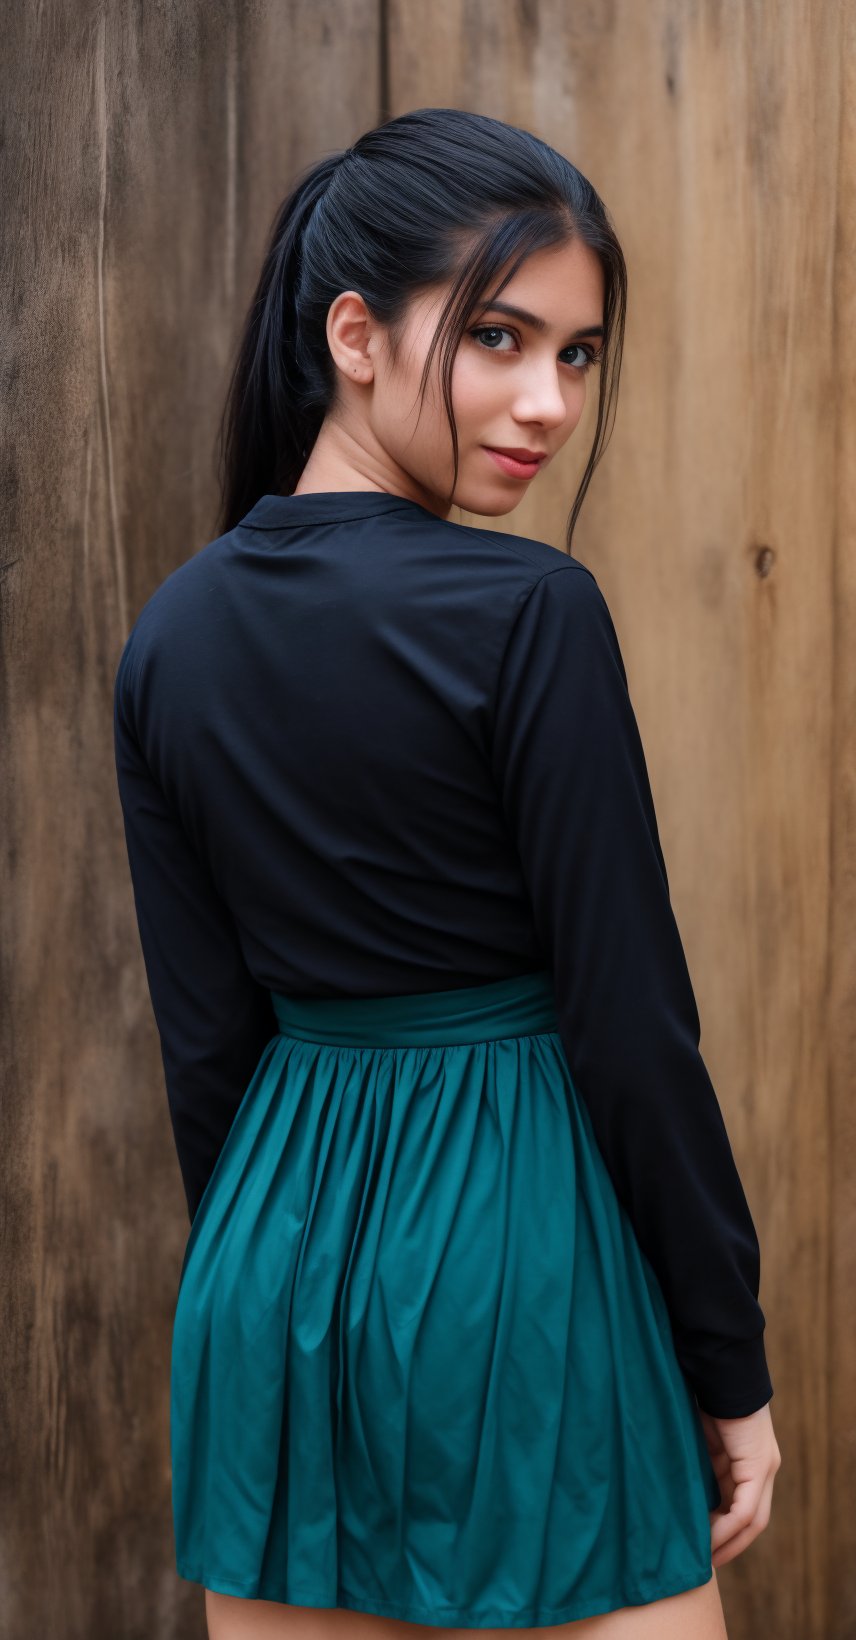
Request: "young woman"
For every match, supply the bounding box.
[114,108,781,1638]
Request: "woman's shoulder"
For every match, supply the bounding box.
[114,533,232,696]
[439,515,607,624]
[441,513,602,600]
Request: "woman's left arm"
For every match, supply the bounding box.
[113,636,278,1225]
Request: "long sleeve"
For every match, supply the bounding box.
[490,562,773,1420]
[113,636,278,1225]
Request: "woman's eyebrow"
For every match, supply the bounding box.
[474,299,604,339]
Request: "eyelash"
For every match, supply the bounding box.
[467,325,604,375]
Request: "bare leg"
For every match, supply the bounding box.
[205,1567,726,1639]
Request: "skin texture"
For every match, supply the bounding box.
[205,239,782,1635]
[205,1567,728,1638]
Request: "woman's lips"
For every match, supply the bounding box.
[483,448,545,480]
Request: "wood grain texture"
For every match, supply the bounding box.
[385,2,847,1637]
[0,3,378,1636]
[2,0,852,1635]
[828,4,856,1636]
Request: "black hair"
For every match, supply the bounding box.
[214,107,626,552]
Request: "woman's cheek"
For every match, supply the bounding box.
[451,355,496,423]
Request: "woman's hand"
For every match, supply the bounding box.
[699,1400,782,1569]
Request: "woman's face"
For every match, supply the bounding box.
[314,236,606,519]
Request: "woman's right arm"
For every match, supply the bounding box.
[490,559,774,1423]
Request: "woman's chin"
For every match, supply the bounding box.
[457,490,529,517]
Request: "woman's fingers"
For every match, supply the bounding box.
[700,1402,782,1568]
[712,1519,762,1569]
[709,1458,779,1567]
[711,1468,774,1569]
[710,1478,762,1560]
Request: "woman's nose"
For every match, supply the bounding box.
[512,369,575,430]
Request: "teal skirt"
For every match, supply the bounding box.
[170,970,720,1629]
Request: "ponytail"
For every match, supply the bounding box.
[214,151,342,536]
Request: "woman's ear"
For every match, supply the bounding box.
[326,290,375,384]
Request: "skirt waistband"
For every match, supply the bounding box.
[268,969,559,1046]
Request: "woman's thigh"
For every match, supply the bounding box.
[205,1569,727,1639]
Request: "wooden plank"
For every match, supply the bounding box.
[828,1,856,1633]
[385,2,847,1634]
[0,3,379,1636]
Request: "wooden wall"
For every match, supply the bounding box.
[2,2,852,1635]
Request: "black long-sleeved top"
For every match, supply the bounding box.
[113,487,773,1420]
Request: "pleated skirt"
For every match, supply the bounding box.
[170,969,721,1629]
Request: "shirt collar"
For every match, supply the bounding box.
[239,491,439,530]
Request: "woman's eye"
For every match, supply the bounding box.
[562,344,601,373]
[470,325,516,352]
[469,326,601,374]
